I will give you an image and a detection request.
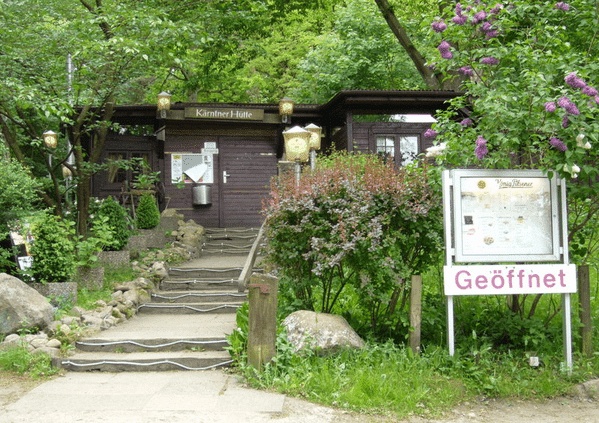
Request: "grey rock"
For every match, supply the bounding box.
[0,273,54,335]
[282,310,365,355]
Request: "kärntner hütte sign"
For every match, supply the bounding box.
[185,107,264,121]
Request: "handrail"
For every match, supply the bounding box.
[237,221,266,292]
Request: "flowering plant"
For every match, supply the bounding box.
[263,152,443,335]
[424,0,599,264]
[425,1,598,186]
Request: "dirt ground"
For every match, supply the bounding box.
[2,370,599,423]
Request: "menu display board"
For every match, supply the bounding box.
[451,169,561,263]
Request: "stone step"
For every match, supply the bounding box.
[137,302,243,314]
[168,266,244,279]
[160,278,239,291]
[54,350,233,372]
[151,290,247,303]
[205,227,261,237]
[75,336,229,352]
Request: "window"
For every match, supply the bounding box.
[399,136,418,165]
[375,135,419,165]
[105,151,152,186]
[376,136,395,161]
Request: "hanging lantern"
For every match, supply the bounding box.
[283,126,311,162]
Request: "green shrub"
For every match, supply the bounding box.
[29,212,75,283]
[96,196,130,250]
[136,194,160,229]
[263,152,443,338]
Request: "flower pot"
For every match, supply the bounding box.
[73,265,105,290]
[29,282,78,307]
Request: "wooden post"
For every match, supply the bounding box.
[409,275,422,355]
[578,265,592,357]
[247,273,278,371]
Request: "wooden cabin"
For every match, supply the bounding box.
[92,90,460,228]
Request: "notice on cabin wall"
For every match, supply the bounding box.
[170,153,214,184]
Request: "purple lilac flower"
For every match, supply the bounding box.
[432,21,447,33]
[566,102,580,115]
[557,97,571,108]
[481,22,493,32]
[481,57,499,65]
[460,118,473,127]
[550,137,568,151]
[544,102,557,112]
[452,14,468,25]
[424,129,438,139]
[473,10,487,24]
[565,72,586,89]
[582,86,598,96]
[485,30,499,39]
[459,66,474,76]
[438,41,453,59]
[490,4,504,14]
[475,136,488,159]
[555,2,570,10]
[562,115,570,128]
[455,3,463,15]
[595,95,599,104]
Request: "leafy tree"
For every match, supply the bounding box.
[422,0,599,261]
[263,153,443,337]
[0,146,41,272]
[0,0,195,235]
[293,0,427,103]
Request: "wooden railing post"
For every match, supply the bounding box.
[238,222,266,292]
[578,265,593,357]
[248,273,278,371]
[409,275,422,355]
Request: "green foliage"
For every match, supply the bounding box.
[95,196,130,251]
[264,152,443,337]
[0,344,58,378]
[226,302,249,364]
[292,0,426,103]
[424,0,599,251]
[28,212,75,283]
[135,194,160,229]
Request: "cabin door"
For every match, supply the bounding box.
[218,137,278,228]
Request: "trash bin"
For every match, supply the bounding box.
[192,184,211,205]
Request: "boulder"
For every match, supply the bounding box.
[0,273,54,336]
[282,310,365,355]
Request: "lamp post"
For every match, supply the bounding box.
[283,126,311,187]
[279,97,294,124]
[157,91,171,119]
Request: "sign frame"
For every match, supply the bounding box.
[442,169,573,370]
[451,169,561,263]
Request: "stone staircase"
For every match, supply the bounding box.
[57,228,261,372]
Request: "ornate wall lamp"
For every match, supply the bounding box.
[279,97,294,124]
[157,91,172,119]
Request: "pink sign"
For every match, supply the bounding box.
[444,264,576,296]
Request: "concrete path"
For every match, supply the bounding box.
[1,370,288,423]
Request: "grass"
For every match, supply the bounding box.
[0,344,59,379]
[236,337,599,419]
